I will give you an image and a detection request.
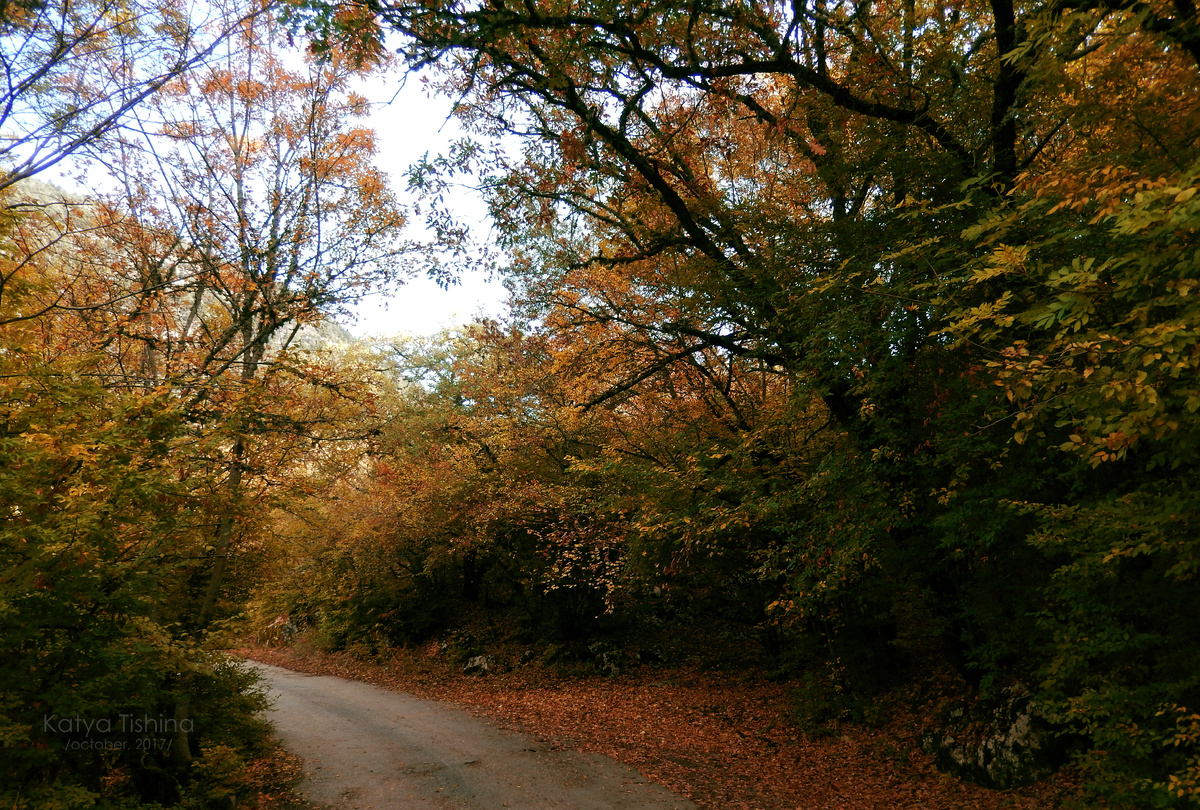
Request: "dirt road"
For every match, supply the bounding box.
[251,662,699,809]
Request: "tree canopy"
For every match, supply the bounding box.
[270,0,1200,803]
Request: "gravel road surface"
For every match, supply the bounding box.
[251,661,700,809]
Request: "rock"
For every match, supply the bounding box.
[588,642,623,678]
[462,655,493,676]
[920,689,1068,789]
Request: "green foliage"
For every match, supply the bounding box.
[0,1,411,803]
[946,166,1200,471]
[789,670,884,737]
[1018,487,1200,808]
[935,168,1200,801]
[0,304,273,806]
[185,744,250,810]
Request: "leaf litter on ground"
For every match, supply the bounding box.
[240,642,1082,810]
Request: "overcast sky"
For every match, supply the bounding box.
[344,66,509,340]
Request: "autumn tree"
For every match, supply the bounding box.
[282,0,1200,800]
[279,323,625,646]
[1,0,411,639]
[0,0,414,802]
[927,154,1200,806]
[0,190,283,808]
[0,0,262,192]
[75,6,413,632]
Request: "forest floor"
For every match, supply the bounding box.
[239,638,1084,810]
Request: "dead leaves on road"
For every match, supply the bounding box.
[242,645,1078,809]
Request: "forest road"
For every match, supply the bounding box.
[250,662,699,810]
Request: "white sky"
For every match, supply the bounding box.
[342,67,509,340]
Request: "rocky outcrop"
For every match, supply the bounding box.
[920,690,1069,789]
[588,642,624,678]
[462,655,494,676]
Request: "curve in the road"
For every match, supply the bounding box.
[251,661,700,810]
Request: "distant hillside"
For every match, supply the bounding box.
[273,319,358,353]
[7,177,362,356]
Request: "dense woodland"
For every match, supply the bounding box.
[1,0,1198,806]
